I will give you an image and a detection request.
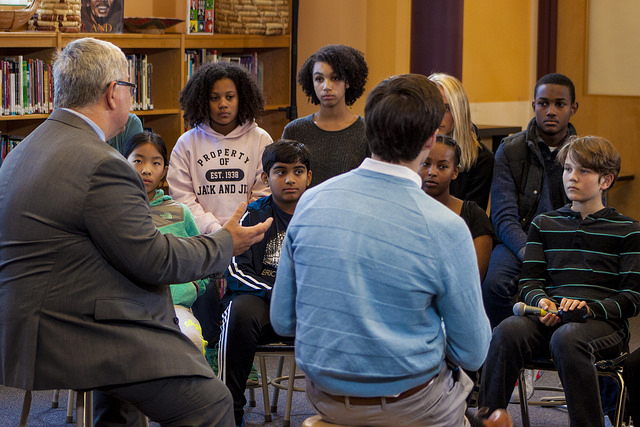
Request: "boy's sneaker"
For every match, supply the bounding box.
[510,369,543,403]
[246,363,259,386]
[206,343,259,384]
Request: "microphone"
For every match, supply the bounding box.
[513,302,559,316]
[512,302,588,323]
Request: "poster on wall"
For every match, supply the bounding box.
[187,0,214,34]
[81,0,124,33]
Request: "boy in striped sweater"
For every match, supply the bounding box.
[479,136,640,427]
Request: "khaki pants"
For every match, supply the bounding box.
[306,363,473,427]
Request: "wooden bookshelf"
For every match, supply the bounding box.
[0,30,292,153]
[183,33,291,144]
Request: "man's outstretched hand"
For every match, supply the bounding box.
[223,203,274,256]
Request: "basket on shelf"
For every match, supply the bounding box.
[214,0,289,35]
[0,0,40,30]
[28,0,81,32]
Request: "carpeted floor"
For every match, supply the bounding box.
[0,363,618,426]
[2,316,638,426]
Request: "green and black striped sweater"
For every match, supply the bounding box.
[519,205,640,321]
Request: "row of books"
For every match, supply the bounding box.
[1,57,53,116]
[0,53,154,116]
[126,53,153,111]
[185,49,264,90]
[0,133,23,167]
[0,50,271,117]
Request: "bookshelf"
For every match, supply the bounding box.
[0,31,292,155]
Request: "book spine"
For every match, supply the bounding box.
[22,57,27,115]
[1,60,4,116]
[9,64,15,116]
[17,55,23,115]
[142,54,148,110]
[48,63,53,113]
[147,62,153,110]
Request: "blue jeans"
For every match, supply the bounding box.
[479,315,627,427]
[481,243,521,328]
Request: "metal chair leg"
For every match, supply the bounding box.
[85,390,93,427]
[52,389,60,408]
[284,357,296,427]
[75,391,85,427]
[19,390,32,427]
[271,356,285,412]
[518,369,531,427]
[259,355,272,422]
[248,385,256,407]
[66,389,75,423]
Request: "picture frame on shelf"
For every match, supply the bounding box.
[187,0,213,34]
[81,0,124,33]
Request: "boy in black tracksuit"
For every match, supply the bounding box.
[218,139,312,427]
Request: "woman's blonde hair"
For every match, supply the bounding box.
[428,73,480,172]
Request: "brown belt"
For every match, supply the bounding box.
[325,377,434,406]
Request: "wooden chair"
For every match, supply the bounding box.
[517,352,629,427]
[302,414,350,426]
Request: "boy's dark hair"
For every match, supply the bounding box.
[297,44,368,106]
[179,62,265,128]
[534,73,576,104]
[365,74,444,163]
[557,135,621,185]
[435,134,461,168]
[262,139,311,174]
[122,131,168,167]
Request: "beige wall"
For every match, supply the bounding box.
[295,0,411,119]
[295,1,537,128]
[463,0,536,130]
[557,0,640,219]
[124,0,188,33]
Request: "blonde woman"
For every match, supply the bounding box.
[428,73,494,210]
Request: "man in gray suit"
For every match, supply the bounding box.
[0,37,271,426]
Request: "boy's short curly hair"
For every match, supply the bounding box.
[297,44,368,106]
[534,73,576,104]
[179,62,265,128]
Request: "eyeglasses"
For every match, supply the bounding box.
[106,80,137,96]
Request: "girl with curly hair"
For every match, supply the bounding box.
[428,73,494,210]
[283,44,369,186]
[167,61,272,234]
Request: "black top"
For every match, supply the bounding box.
[450,143,494,210]
[460,200,495,241]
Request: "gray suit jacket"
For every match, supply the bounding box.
[0,109,230,390]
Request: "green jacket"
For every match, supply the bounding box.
[150,190,208,307]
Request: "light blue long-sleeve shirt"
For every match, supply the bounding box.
[270,159,491,397]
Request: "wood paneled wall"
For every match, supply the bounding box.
[557,0,640,219]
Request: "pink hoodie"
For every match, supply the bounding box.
[167,121,272,233]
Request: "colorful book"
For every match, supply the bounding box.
[188,0,213,34]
